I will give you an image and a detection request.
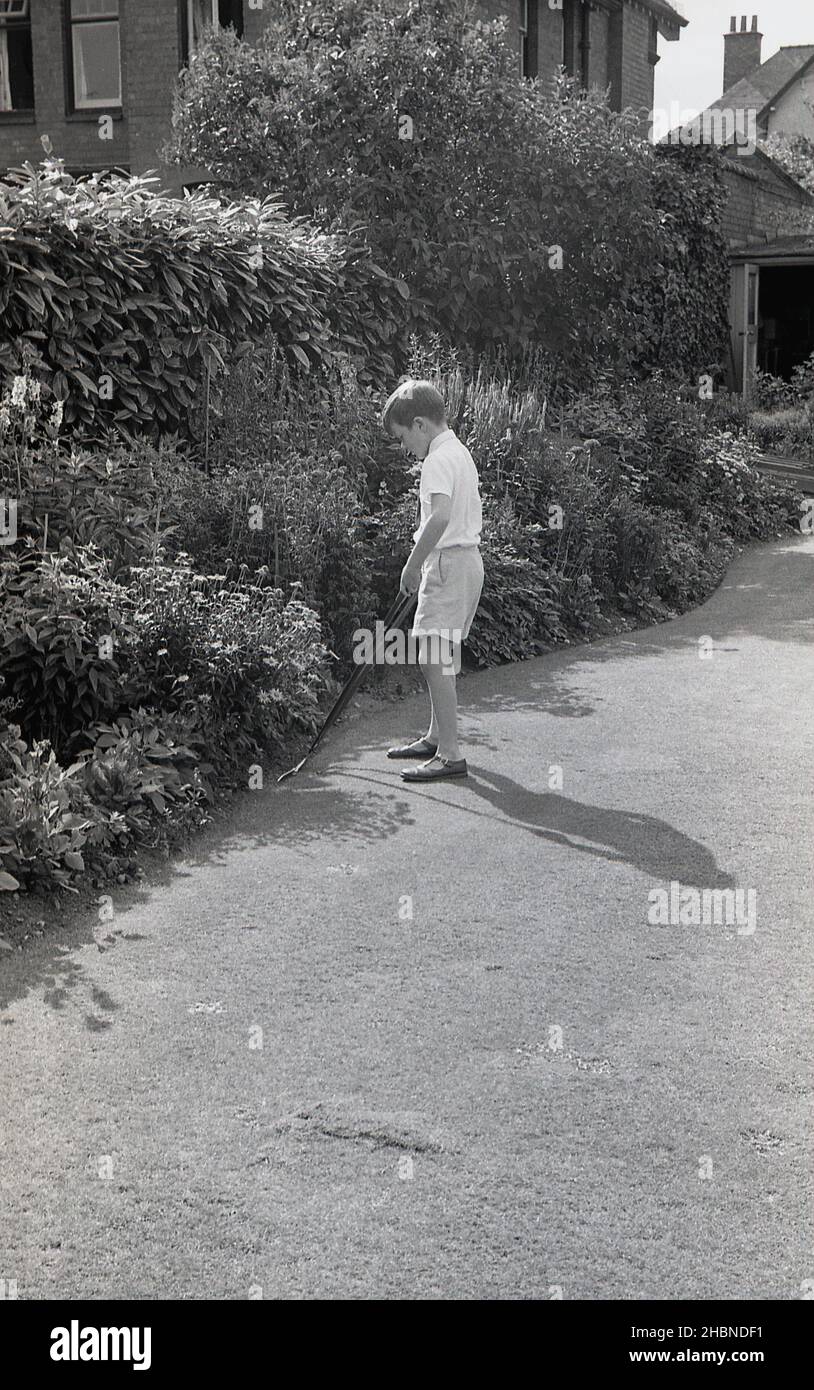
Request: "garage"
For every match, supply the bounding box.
[729,236,814,395]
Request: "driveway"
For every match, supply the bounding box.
[1,534,812,1300]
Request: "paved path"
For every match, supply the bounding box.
[2,535,812,1300]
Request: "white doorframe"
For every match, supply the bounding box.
[744,263,760,396]
[730,261,760,398]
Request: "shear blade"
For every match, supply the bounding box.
[277,756,307,784]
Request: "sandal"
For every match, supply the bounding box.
[400,756,468,781]
[387,737,438,759]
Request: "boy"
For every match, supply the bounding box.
[381,379,484,781]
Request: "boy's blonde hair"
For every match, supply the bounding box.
[382,378,447,435]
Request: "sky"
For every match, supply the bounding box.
[654,0,813,122]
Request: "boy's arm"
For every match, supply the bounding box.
[400,493,451,594]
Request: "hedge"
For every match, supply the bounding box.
[0,158,409,436]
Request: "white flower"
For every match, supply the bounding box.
[0,406,10,432]
[51,399,64,430]
[11,376,27,407]
[28,379,41,401]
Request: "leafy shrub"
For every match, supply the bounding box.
[80,708,211,838]
[740,352,814,460]
[445,361,552,507]
[748,405,814,461]
[465,536,567,667]
[360,490,418,616]
[749,368,795,412]
[161,340,379,656]
[748,353,814,416]
[790,350,814,402]
[123,556,333,767]
[201,337,377,493]
[563,373,648,444]
[632,146,730,379]
[169,2,729,380]
[701,388,753,436]
[0,710,209,893]
[562,373,699,525]
[604,495,670,602]
[600,501,728,624]
[699,428,801,538]
[652,523,733,614]
[0,158,406,437]
[0,723,93,892]
[0,513,334,759]
[0,368,181,571]
[0,550,135,759]
[547,570,603,636]
[0,549,335,890]
[758,132,814,196]
[156,449,376,659]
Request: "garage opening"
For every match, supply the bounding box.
[758,265,814,380]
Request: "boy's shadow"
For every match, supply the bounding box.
[459,765,735,891]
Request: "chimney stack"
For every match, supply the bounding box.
[723,15,762,94]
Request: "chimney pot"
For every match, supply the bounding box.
[730,16,737,30]
[740,16,747,31]
[751,15,758,30]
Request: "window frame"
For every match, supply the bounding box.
[0,0,34,117]
[181,0,217,63]
[179,1,244,66]
[562,0,589,86]
[519,0,539,81]
[562,0,574,74]
[65,0,122,114]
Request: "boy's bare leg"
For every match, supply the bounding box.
[419,637,461,761]
[425,691,439,746]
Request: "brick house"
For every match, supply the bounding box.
[489,0,686,121]
[0,1,686,186]
[0,1,263,187]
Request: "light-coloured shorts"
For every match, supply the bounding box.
[411,545,484,643]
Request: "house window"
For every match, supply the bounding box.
[519,0,538,80]
[0,0,33,114]
[180,0,243,64]
[562,0,589,86]
[563,0,576,76]
[188,0,218,56]
[68,1,121,111]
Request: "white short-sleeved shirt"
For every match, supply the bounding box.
[413,428,482,548]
